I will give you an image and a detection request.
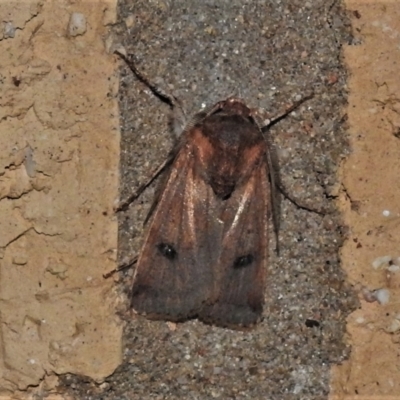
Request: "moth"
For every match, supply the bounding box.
[131,96,272,329]
[116,52,310,329]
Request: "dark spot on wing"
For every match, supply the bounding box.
[157,243,177,260]
[233,254,254,269]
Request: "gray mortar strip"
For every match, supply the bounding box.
[62,1,359,398]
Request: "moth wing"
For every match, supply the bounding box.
[199,163,270,328]
[131,144,220,321]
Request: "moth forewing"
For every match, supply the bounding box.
[131,139,219,321]
[130,97,273,329]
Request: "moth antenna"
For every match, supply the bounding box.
[115,50,176,108]
[103,256,138,279]
[179,99,225,137]
[114,49,186,138]
[261,92,314,132]
[114,49,188,211]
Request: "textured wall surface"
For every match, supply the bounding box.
[331,1,400,398]
[1,0,398,399]
[0,1,122,397]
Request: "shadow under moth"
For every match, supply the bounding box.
[116,52,312,330]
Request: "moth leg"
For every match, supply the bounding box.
[258,91,322,253]
[115,155,175,212]
[260,92,333,216]
[276,113,348,215]
[103,256,138,279]
[263,136,330,249]
[275,183,332,215]
[265,144,281,255]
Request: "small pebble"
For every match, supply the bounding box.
[388,265,400,272]
[24,146,36,178]
[386,319,400,333]
[372,255,392,270]
[362,288,377,303]
[125,14,135,28]
[374,288,390,305]
[4,22,16,38]
[68,12,87,37]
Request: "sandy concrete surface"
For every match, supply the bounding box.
[330,1,400,399]
[0,1,122,398]
[85,0,356,398]
[1,0,399,399]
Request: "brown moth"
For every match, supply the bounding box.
[129,96,274,329]
[115,52,311,329]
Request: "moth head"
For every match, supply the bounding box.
[220,97,260,127]
[223,97,251,116]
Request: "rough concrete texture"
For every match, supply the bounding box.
[0,0,122,397]
[330,1,400,399]
[2,0,399,399]
[62,0,357,399]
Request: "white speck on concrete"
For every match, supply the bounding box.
[291,367,308,394]
[24,146,36,178]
